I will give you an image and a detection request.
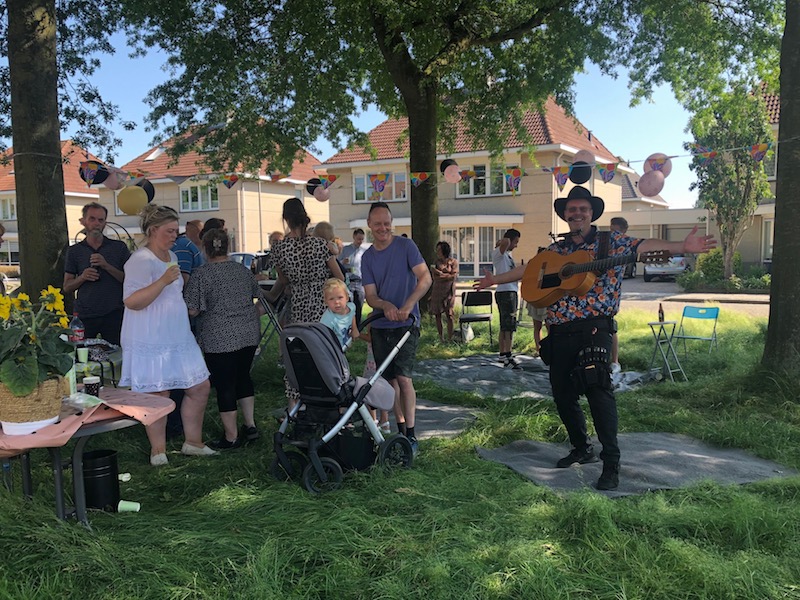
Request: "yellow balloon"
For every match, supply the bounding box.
[117,186,148,216]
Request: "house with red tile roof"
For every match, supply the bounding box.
[323,97,644,277]
[0,140,101,267]
[95,137,328,252]
[323,95,777,276]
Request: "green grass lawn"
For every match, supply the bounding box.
[2,308,799,599]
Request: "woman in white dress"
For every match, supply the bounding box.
[120,204,216,466]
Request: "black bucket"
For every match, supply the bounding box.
[83,449,120,512]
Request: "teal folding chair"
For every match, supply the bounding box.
[672,306,719,356]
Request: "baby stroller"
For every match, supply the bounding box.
[271,311,415,493]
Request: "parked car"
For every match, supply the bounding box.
[643,254,692,282]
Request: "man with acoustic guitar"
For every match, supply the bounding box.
[475,186,716,490]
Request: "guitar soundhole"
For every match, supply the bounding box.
[541,273,561,289]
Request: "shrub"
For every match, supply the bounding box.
[722,275,743,291]
[677,269,705,291]
[743,274,771,290]
[696,247,742,280]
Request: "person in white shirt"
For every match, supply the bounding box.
[492,229,521,369]
[340,228,368,328]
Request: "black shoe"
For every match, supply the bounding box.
[596,462,620,490]
[240,425,260,442]
[408,436,419,456]
[208,437,242,450]
[556,446,599,468]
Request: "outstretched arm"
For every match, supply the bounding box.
[638,225,717,256]
[474,262,526,290]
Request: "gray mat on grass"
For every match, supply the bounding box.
[414,399,480,440]
[477,432,798,498]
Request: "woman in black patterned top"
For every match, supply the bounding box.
[184,228,264,449]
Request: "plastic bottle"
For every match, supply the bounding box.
[658,303,665,323]
[69,312,85,343]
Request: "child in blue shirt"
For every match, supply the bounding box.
[320,278,359,347]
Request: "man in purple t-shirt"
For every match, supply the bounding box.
[361,202,431,455]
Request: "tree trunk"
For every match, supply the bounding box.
[7,0,69,297]
[762,0,800,376]
[407,82,439,267]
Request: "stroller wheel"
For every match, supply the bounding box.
[378,435,414,469]
[269,451,308,482]
[302,457,344,494]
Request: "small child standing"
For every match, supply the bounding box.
[320,278,359,347]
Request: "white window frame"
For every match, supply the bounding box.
[0,196,17,220]
[456,164,520,198]
[352,172,407,204]
[764,145,777,180]
[180,183,220,212]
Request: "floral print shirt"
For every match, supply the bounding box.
[545,226,642,326]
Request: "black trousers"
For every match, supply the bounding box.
[548,317,619,464]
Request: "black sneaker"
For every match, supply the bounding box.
[208,437,242,450]
[556,446,599,468]
[504,356,523,370]
[408,436,419,456]
[240,425,260,442]
[596,462,620,490]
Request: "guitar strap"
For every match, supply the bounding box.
[597,231,610,261]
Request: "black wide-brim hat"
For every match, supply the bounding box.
[554,186,605,222]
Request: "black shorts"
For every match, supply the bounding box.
[371,326,420,380]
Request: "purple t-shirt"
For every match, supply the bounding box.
[361,236,425,329]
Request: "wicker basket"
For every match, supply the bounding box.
[0,376,65,424]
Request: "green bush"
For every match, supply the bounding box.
[677,269,705,291]
[743,274,771,290]
[696,247,741,281]
[722,275,743,291]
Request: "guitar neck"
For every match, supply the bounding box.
[563,253,636,277]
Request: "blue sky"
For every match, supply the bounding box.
[81,41,699,209]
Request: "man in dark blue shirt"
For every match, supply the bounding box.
[63,202,130,344]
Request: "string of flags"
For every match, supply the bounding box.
[79,160,245,190]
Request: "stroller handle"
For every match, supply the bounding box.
[359,310,418,332]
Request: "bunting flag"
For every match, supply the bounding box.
[127,170,148,180]
[646,156,669,172]
[750,142,771,162]
[369,191,383,201]
[504,168,523,195]
[459,169,476,182]
[696,151,718,167]
[166,175,191,185]
[319,174,337,189]
[80,161,101,187]
[597,163,618,183]
[552,165,571,191]
[222,174,239,189]
[369,173,391,194]
[410,172,432,187]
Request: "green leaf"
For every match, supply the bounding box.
[0,352,39,396]
[0,322,27,361]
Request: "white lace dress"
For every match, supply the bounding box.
[119,247,209,393]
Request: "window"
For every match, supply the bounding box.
[439,226,510,277]
[457,164,520,197]
[764,146,777,179]
[0,197,16,220]
[353,172,407,203]
[762,219,774,260]
[180,184,219,212]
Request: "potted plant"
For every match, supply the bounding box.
[0,286,74,434]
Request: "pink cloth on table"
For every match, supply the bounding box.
[0,388,174,458]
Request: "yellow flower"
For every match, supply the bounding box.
[0,295,10,320]
[13,293,31,311]
[59,316,69,328]
[40,285,65,312]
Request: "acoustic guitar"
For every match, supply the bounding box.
[520,249,670,308]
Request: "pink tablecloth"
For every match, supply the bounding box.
[0,388,174,458]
